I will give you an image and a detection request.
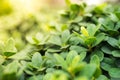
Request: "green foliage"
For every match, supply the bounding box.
[1,1,120,80]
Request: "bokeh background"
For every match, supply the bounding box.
[0,0,119,50]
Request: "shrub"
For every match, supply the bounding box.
[0,1,120,80]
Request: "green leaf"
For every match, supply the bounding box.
[74,76,88,80]
[101,45,113,54]
[43,73,52,80]
[109,68,120,78]
[61,30,70,44]
[87,24,100,36]
[48,35,62,46]
[96,75,108,80]
[114,21,120,30]
[93,33,106,47]
[69,46,87,53]
[81,64,97,79]
[101,58,115,71]
[50,70,69,80]
[109,13,119,22]
[32,52,42,68]
[92,50,104,61]
[28,75,43,80]
[66,50,78,66]
[81,26,89,37]
[4,38,17,57]
[10,45,36,60]
[54,54,67,69]
[2,61,19,80]
[85,37,96,46]
[107,37,119,48]
[90,55,100,66]
[79,52,86,61]
[70,4,80,12]
[90,55,101,77]
[112,50,120,57]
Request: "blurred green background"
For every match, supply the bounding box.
[0,0,119,50]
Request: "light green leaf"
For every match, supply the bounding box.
[93,33,106,47]
[54,54,67,69]
[79,52,86,61]
[69,46,87,53]
[32,52,42,68]
[66,50,78,66]
[87,24,100,36]
[4,38,17,57]
[96,75,108,80]
[10,45,36,60]
[61,30,70,44]
[101,45,113,54]
[107,37,119,48]
[81,64,97,79]
[109,13,119,22]
[112,50,120,57]
[48,36,62,46]
[109,68,120,78]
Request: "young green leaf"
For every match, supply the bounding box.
[81,26,89,37]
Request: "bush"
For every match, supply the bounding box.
[0,1,120,80]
